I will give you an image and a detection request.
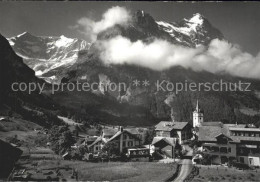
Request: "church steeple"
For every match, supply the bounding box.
[193,99,203,128]
[196,99,199,112]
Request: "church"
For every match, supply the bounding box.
[193,100,204,128]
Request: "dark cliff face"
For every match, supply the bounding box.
[0,34,51,108]
[0,34,36,99]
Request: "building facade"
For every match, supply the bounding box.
[229,127,260,166]
[198,123,260,167]
[88,127,141,154]
[155,121,192,144]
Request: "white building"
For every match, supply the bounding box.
[193,100,204,128]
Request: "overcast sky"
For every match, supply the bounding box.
[0,1,259,55]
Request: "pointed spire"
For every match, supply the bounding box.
[195,99,201,112]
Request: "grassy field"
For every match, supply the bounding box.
[1,117,176,181]
[15,159,177,181]
[192,165,260,182]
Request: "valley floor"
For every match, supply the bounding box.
[12,159,177,181]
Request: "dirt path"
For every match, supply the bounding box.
[58,116,83,126]
[174,145,193,182]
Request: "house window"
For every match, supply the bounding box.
[240,157,244,163]
[128,141,133,147]
[123,141,126,147]
[249,158,254,165]
[251,132,255,137]
[212,147,219,152]
[129,135,133,139]
[220,147,227,153]
[228,147,231,153]
[161,131,165,136]
[96,146,99,151]
[123,135,127,140]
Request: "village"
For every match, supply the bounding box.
[2,100,259,181]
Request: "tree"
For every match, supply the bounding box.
[59,130,75,154]
[102,141,119,156]
[48,125,75,155]
[144,128,155,144]
[198,152,212,165]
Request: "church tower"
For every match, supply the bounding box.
[193,100,203,127]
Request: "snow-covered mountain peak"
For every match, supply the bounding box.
[8,33,90,83]
[8,12,223,83]
[156,12,223,47]
[55,35,74,47]
[185,13,204,28]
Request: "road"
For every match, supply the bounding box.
[174,145,193,182]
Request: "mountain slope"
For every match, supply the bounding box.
[0,33,37,96]
[0,33,63,127]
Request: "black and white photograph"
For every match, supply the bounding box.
[0,1,260,181]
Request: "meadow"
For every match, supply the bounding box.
[192,165,260,182]
[16,159,177,181]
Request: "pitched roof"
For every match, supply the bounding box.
[88,137,107,148]
[125,128,141,135]
[103,128,118,136]
[201,122,223,127]
[155,121,189,131]
[198,126,224,142]
[229,127,260,132]
[86,128,99,136]
[234,136,260,142]
[107,130,141,142]
[152,137,178,147]
[86,136,98,142]
[224,124,246,128]
[198,123,245,143]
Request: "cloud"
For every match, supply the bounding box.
[72,6,131,41]
[73,6,260,79]
[98,36,260,79]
